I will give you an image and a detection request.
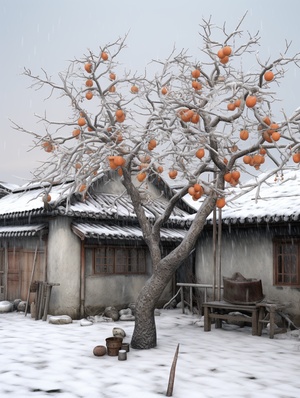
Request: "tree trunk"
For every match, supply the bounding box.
[131,266,173,349]
[131,194,218,349]
[131,289,157,349]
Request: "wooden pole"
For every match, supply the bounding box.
[166,344,180,397]
[217,208,222,301]
[35,282,41,320]
[25,243,38,316]
[37,282,46,320]
[80,239,85,318]
[4,243,8,300]
[212,208,217,301]
[180,287,184,314]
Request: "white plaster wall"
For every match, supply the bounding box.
[47,216,81,318]
[85,274,151,314]
[84,249,172,314]
[195,228,300,321]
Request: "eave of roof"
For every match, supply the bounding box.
[72,221,186,242]
[0,224,47,237]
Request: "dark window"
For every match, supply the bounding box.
[274,238,300,287]
[93,246,147,275]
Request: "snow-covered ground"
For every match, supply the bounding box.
[0,309,299,398]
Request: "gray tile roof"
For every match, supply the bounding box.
[72,222,186,241]
[0,180,192,226]
[0,224,47,237]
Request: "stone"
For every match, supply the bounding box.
[119,308,132,317]
[48,315,73,325]
[119,314,135,321]
[13,299,22,311]
[104,306,119,321]
[128,302,136,315]
[80,318,93,327]
[0,301,13,313]
[113,327,126,338]
[17,301,27,312]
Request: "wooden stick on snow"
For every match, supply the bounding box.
[166,343,180,397]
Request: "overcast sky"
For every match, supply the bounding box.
[1,0,300,184]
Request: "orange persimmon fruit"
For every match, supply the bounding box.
[216,197,226,209]
[245,96,257,108]
[101,52,108,61]
[191,69,201,79]
[78,117,86,127]
[196,148,205,159]
[85,91,93,100]
[240,129,249,140]
[264,71,274,82]
[168,169,178,179]
[84,63,92,73]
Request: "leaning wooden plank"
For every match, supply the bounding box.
[278,311,299,330]
[166,343,180,397]
[42,283,60,321]
[25,243,38,316]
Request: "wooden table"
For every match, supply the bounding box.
[203,301,259,336]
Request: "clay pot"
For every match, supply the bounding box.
[105,337,123,356]
[93,345,107,357]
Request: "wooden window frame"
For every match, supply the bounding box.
[92,246,147,275]
[273,237,300,287]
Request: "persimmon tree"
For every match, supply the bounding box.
[14,15,300,349]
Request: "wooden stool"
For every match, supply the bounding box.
[256,302,286,339]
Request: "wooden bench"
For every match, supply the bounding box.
[203,301,259,336]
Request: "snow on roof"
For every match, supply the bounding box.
[0,184,70,217]
[0,224,47,237]
[202,169,300,225]
[0,181,20,191]
[72,222,186,241]
[63,193,156,220]
[0,180,191,225]
[182,169,300,225]
[5,168,297,226]
[219,169,300,224]
[65,194,192,224]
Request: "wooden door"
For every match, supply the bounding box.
[6,248,45,301]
